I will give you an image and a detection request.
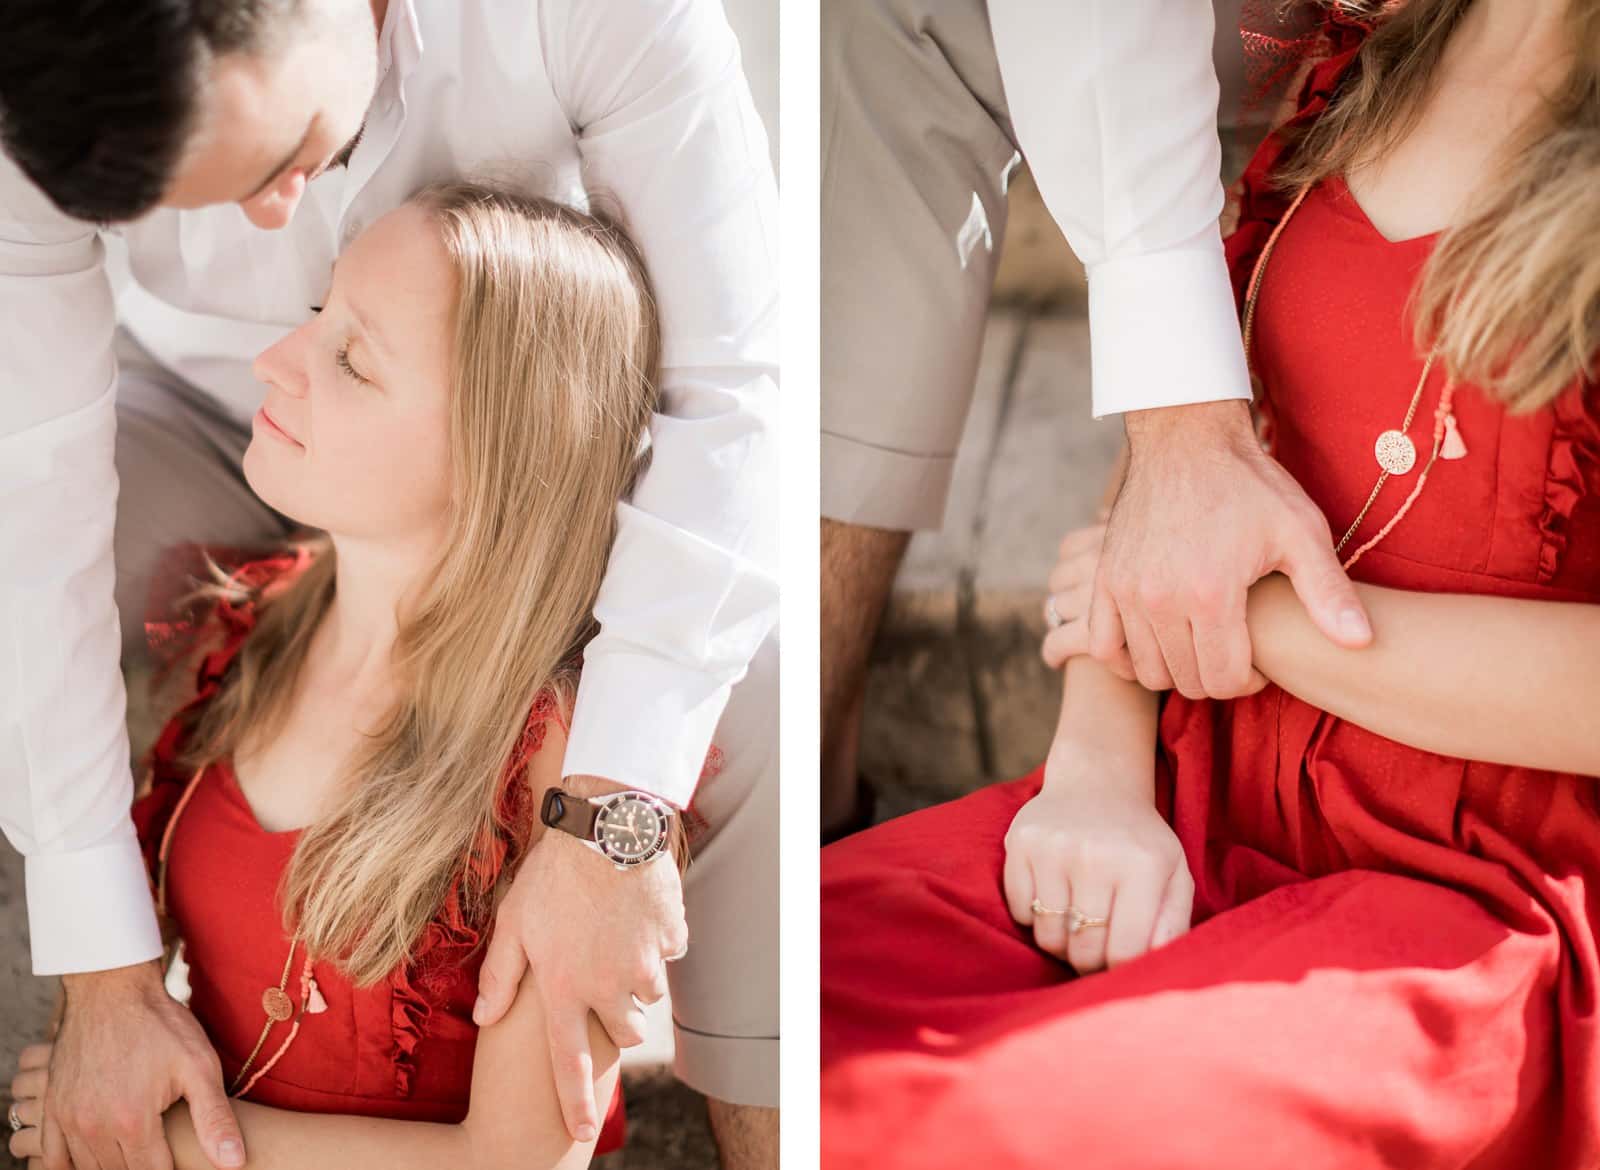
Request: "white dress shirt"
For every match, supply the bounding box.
[989,0,1253,420]
[0,0,778,975]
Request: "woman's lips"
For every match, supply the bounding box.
[255,406,303,447]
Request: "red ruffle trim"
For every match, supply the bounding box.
[136,549,314,878]
[1538,384,1600,582]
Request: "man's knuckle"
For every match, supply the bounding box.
[1135,583,1172,613]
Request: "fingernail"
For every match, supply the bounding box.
[1340,608,1371,642]
[472,996,487,1024]
[219,1139,245,1166]
[577,1124,598,1143]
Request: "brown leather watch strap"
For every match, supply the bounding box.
[540,788,599,842]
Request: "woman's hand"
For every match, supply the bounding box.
[1041,523,1112,670]
[8,1043,51,1167]
[1003,740,1194,975]
[1043,522,1269,694]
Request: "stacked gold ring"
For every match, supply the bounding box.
[1030,898,1109,933]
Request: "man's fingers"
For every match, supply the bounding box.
[473,925,530,1028]
[1086,576,1126,665]
[1190,593,1257,700]
[1120,611,1174,692]
[549,1010,600,1144]
[635,964,669,1006]
[1148,616,1204,698]
[40,1112,69,1170]
[1279,536,1371,648]
[178,1056,243,1170]
[598,1002,649,1049]
[121,1131,176,1170]
[18,1045,51,1071]
[65,1132,107,1170]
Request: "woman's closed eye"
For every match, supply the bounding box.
[336,344,368,383]
[309,306,370,384]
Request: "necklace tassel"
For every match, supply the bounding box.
[1441,412,1467,460]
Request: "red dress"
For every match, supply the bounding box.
[821,27,1600,1170]
[132,554,625,1150]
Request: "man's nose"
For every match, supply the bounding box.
[240,170,308,231]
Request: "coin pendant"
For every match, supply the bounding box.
[262,986,294,1022]
[1374,429,1417,475]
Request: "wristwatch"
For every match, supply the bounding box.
[540,787,675,868]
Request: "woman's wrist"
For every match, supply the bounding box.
[1042,729,1156,800]
[1246,571,1347,682]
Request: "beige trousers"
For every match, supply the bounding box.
[821,0,1025,531]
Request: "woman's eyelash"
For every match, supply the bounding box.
[308,306,365,382]
[336,344,366,383]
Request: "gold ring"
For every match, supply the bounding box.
[1045,595,1064,629]
[1030,899,1108,933]
[7,1100,24,1132]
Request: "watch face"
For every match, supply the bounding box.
[593,795,668,865]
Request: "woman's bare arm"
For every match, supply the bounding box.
[1050,440,1157,763]
[161,725,621,1170]
[1247,574,1600,775]
[163,992,618,1170]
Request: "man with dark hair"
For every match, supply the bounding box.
[0,2,779,1169]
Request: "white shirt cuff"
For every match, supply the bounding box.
[25,835,162,976]
[562,648,736,809]
[1086,234,1253,420]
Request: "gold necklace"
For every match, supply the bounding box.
[1240,181,1468,565]
[157,765,323,1097]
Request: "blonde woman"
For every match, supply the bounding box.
[7,183,673,1168]
[822,1,1600,1167]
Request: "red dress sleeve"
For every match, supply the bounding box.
[132,548,315,881]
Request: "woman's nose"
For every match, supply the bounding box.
[240,170,308,231]
[253,325,313,397]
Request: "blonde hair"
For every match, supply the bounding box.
[1275,0,1600,411]
[178,183,660,984]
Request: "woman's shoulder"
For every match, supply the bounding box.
[134,544,321,858]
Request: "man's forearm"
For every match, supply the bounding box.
[1247,575,1600,774]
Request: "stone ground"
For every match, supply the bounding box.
[1,669,717,1168]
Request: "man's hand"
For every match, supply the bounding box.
[473,775,688,1144]
[1092,400,1371,699]
[47,960,243,1170]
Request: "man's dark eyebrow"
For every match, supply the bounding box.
[242,118,316,202]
